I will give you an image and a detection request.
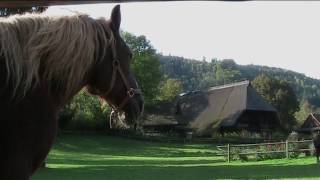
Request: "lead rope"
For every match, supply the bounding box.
[109,108,115,129]
[108,103,119,129]
[109,110,114,129]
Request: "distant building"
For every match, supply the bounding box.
[299,113,320,133]
[142,80,280,137]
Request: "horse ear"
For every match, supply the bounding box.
[110,5,121,32]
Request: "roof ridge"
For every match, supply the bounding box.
[311,113,320,126]
[208,80,250,91]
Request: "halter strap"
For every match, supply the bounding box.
[104,33,141,111]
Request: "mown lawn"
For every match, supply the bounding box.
[32,134,320,180]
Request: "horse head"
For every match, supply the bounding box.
[87,5,144,127]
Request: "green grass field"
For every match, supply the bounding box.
[32,134,320,180]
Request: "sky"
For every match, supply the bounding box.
[46,1,320,79]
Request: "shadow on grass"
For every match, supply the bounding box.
[48,158,223,166]
[33,134,320,180]
[32,163,320,180]
[52,134,219,158]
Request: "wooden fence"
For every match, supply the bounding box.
[217,140,314,162]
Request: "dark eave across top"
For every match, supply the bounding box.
[0,1,251,7]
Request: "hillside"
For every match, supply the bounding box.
[159,55,320,106]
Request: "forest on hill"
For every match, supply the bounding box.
[159,55,320,123]
[159,55,320,129]
[159,55,320,102]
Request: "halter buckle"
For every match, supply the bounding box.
[127,88,136,98]
[113,60,120,67]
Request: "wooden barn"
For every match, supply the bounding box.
[141,81,280,137]
[299,113,320,133]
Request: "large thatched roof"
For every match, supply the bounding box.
[142,80,279,136]
[177,81,279,135]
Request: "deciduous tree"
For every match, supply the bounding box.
[123,32,161,105]
[252,74,299,131]
[159,78,183,101]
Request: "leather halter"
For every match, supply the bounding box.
[103,34,142,112]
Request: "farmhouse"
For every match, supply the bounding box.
[299,113,320,133]
[142,80,280,137]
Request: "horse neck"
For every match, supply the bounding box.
[47,79,87,108]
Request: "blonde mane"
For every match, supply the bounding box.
[0,12,113,98]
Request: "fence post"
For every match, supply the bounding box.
[286,140,289,159]
[227,144,230,163]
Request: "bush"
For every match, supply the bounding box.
[256,145,285,161]
[58,90,110,131]
[309,143,315,156]
[287,132,300,158]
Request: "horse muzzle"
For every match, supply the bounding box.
[122,93,144,125]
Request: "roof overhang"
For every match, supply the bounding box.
[0,1,251,7]
[298,127,320,133]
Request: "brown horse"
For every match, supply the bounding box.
[313,132,320,163]
[0,5,143,180]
